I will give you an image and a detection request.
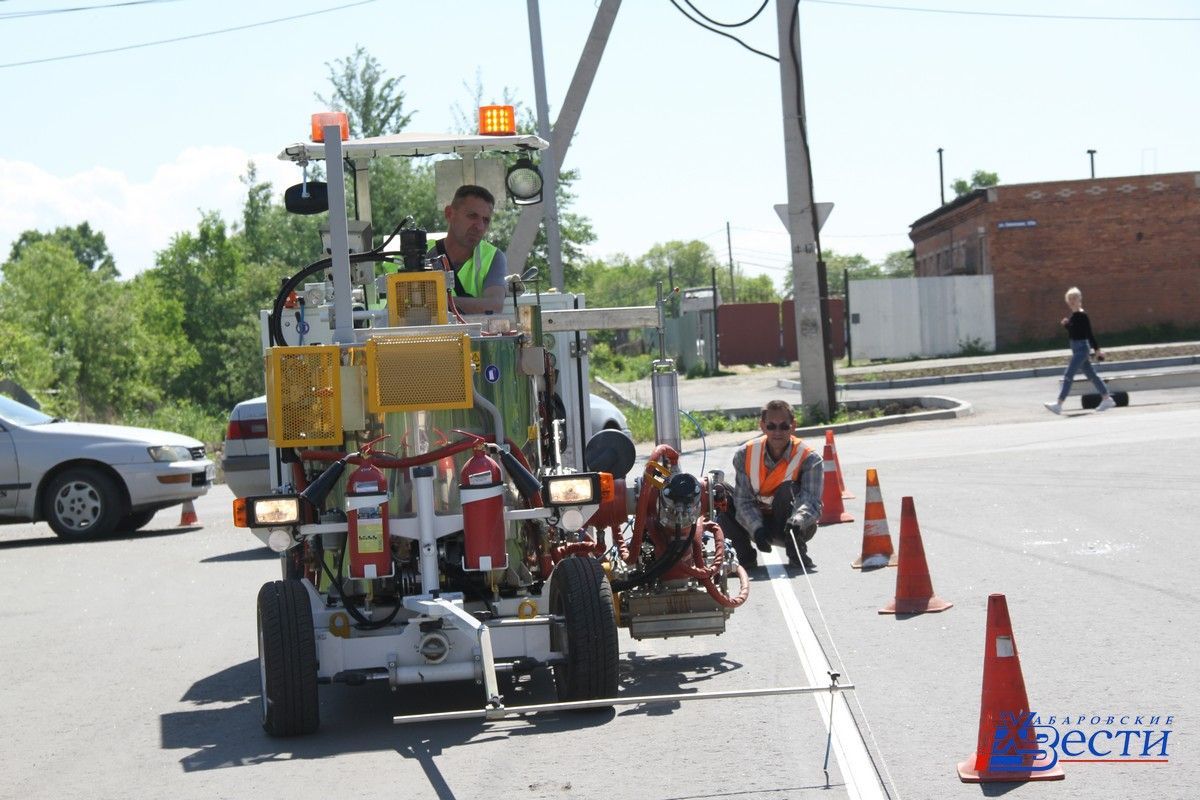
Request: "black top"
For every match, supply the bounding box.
[1064,310,1100,350]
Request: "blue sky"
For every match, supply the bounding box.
[1,0,1196,285]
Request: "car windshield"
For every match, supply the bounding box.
[0,395,55,426]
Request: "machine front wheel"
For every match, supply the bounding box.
[257,580,319,736]
[549,556,619,702]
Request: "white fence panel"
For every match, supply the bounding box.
[848,275,994,360]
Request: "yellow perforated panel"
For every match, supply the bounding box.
[386,271,448,327]
[365,333,473,412]
[265,345,343,447]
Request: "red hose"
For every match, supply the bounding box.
[300,437,477,469]
[552,539,604,561]
[628,444,681,564]
[677,517,747,608]
[702,565,750,608]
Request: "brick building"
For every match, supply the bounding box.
[908,172,1200,347]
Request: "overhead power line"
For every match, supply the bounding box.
[680,0,770,28]
[0,0,378,69]
[667,0,778,62]
[0,1,181,21]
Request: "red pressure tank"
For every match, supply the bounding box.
[459,443,508,572]
[346,459,394,580]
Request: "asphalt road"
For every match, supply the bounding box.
[1,377,1197,799]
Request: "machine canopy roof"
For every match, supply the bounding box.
[278,131,548,163]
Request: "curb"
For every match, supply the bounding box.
[834,355,1200,391]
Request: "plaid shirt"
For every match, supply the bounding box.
[731,436,823,533]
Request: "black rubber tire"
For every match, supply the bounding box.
[257,580,320,736]
[42,468,123,540]
[549,556,619,702]
[118,509,158,532]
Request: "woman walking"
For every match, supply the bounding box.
[1044,286,1116,414]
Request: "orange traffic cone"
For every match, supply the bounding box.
[957,594,1064,782]
[179,499,199,526]
[825,429,854,499]
[817,442,853,525]
[851,468,897,569]
[879,497,950,613]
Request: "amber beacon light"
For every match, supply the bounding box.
[310,111,350,143]
[478,105,516,136]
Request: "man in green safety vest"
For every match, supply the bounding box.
[430,184,507,314]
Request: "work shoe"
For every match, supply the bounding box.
[753,528,773,553]
[1043,401,1062,415]
[1096,396,1116,412]
[788,553,817,573]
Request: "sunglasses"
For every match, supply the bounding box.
[764,421,792,431]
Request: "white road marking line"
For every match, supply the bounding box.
[764,551,891,800]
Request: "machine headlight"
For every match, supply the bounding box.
[234,495,302,528]
[541,474,601,506]
[148,445,192,463]
[506,156,543,205]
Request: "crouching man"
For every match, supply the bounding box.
[717,400,823,572]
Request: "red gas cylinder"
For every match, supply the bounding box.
[346,459,393,580]
[459,443,507,572]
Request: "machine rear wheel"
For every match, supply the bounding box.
[549,556,618,702]
[257,580,319,736]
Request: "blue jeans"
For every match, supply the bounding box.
[1058,339,1108,401]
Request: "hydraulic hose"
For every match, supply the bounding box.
[627,444,680,565]
[267,215,417,347]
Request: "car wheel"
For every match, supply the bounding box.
[43,468,123,540]
[258,580,320,736]
[117,509,158,532]
[549,556,619,702]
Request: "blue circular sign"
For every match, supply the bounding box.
[484,364,500,383]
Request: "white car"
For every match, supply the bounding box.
[222,392,632,498]
[0,395,214,540]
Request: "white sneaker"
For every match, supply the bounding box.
[1096,396,1116,411]
[1043,401,1062,415]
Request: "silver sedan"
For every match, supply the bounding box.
[0,395,214,540]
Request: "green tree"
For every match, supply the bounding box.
[732,273,779,303]
[152,214,276,411]
[0,241,150,418]
[952,169,1000,197]
[239,163,325,268]
[879,248,915,277]
[8,222,118,279]
[315,45,413,137]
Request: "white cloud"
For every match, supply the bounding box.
[0,149,300,278]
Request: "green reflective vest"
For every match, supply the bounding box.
[428,240,498,297]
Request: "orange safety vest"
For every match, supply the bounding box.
[745,435,814,506]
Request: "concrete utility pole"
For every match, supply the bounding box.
[775,0,833,418]
[509,0,622,285]
[726,221,736,302]
[526,0,564,288]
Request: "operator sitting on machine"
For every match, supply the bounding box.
[431,184,507,314]
[717,399,823,573]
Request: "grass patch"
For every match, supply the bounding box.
[622,403,904,443]
[123,401,228,453]
[589,342,655,383]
